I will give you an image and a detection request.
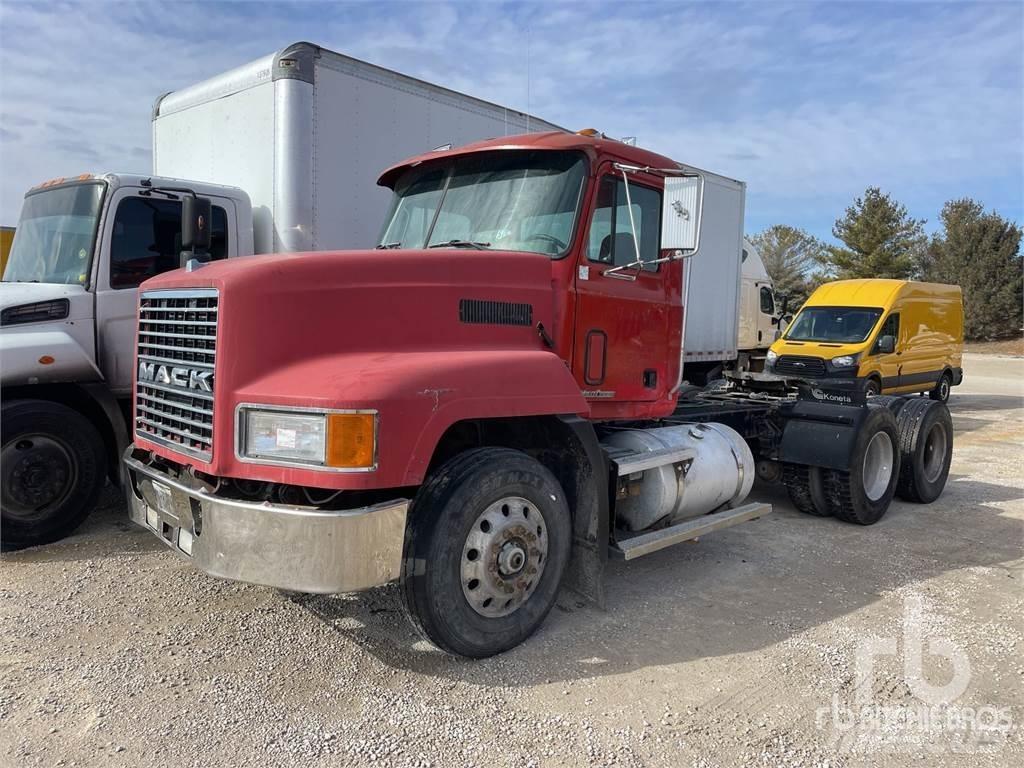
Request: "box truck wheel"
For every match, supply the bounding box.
[894,399,953,503]
[929,371,952,403]
[821,407,901,525]
[1,399,106,548]
[402,447,571,657]
[782,463,831,516]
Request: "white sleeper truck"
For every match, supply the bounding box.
[0,42,561,547]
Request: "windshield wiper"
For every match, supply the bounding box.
[375,242,402,249]
[427,239,491,249]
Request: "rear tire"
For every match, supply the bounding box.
[929,371,952,403]
[401,447,571,657]
[895,399,953,503]
[820,406,901,525]
[1,399,106,548]
[782,463,831,516]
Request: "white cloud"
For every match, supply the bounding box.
[0,0,1020,238]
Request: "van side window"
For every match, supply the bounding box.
[587,176,661,272]
[110,198,228,289]
[759,286,774,314]
[874,313,899,352]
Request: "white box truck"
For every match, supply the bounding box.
[677,169,783,385]
[0,41,561,547]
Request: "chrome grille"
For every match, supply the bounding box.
[775,354,827,377]
[135,289,218,461]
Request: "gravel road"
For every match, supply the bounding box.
[2,353,1021,768]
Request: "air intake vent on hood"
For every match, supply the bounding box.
[459,299,533,327]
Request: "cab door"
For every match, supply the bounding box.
[572,172,674,416]
[93,189,236,395]
[868,311,901,391]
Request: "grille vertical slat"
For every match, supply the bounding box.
[135,290,219,461]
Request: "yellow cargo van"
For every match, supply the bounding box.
[766,279,963,401]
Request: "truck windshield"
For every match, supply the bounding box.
[784,306,883,343]
[2,183,106,285]
[378,150,587,257]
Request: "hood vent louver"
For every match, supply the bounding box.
[459,299,533,327]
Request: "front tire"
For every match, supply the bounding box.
[1,399,106,547]
[402,447,571,657]
[863,377,882,397]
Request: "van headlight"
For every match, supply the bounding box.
[831,354,859,369]
[766,350,779,364]
[237,406,376,470]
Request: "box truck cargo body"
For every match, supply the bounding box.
[152,42,563,253]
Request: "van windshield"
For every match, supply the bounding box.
[378,150,588,257]
[3,182,106,285]
[784,306,883,343]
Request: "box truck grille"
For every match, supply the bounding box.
[775,355,827,377]
[135,290,218,461]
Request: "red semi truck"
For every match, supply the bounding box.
[122,132,954,657]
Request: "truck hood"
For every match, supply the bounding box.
[0,282,93,323]
[139,248,558,388]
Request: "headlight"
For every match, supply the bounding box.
[237,406,376,470]
[1,299,70,326]
[831,354,858,368]
[766,350,779,364]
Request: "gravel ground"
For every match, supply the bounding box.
[2,353,1021,768]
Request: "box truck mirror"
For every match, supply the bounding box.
[181,195,213,259]
[661,175,704,254]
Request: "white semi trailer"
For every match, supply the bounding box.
[0,41,561,547]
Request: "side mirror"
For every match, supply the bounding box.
[876,334,896,354]
[661,175,704,254]
[181,195,212,256]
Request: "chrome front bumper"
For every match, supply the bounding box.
[123,448,409,594]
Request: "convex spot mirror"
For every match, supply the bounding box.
[661,175,703,253]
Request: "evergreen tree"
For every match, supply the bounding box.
[747,225,825,309]
[821,187,926,279]
[923,199,1023,340]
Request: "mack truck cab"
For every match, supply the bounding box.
[121,132,954,657]
[1,173,253,546]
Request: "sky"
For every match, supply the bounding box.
[0,0,1021,243]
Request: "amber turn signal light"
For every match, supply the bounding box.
[326,413,376,469]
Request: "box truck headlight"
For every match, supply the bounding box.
[238,407,376,469]
[831,354,859,369]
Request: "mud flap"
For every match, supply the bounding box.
[779,387,870,471]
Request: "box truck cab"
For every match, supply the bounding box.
[766,279,963,401]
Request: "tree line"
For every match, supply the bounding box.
[748,189,1023,340]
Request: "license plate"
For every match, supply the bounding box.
[151,481,174,515]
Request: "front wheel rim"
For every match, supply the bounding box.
[862,431,894,502]
[1,434,78,520]
[461,496,549,618]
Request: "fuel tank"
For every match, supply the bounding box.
[603,423,755,532]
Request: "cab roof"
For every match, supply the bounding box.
[805,279,961,308]
[377,131,702,189]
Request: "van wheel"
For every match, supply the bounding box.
[895,399,953,503]
[782,463,830,516]
[929,371,952,403]
[1,400,106,548]
[821,407,901,525]
[402,447,571,657]
[863,378,881,397]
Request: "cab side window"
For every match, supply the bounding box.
[587,176,661,272]
[110,198,228,289]
[759,286,774,314]
[874,313,899,353]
